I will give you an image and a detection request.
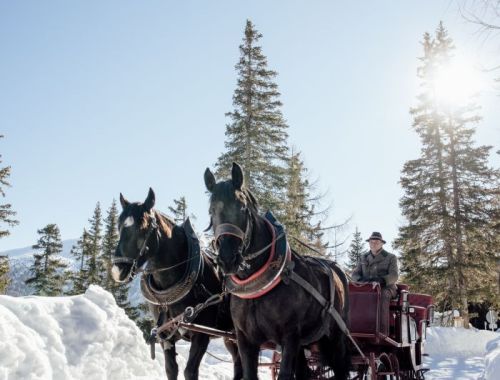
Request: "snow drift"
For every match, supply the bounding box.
[0,285,273,380]
[0,285,165,379]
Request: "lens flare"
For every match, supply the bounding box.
[432,57,483,107]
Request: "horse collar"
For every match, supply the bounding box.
[225,212,291,299]
[140,218,202,306]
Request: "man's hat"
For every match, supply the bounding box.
[366,231,386,244]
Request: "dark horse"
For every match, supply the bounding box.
[111,188,241,380]
[204,163,351,380]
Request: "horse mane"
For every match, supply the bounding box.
[240,188,259,215]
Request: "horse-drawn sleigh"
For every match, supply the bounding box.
[111,163,434,380]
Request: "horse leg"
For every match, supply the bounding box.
[184,333,210,380]
[235,330,260,380]
[278,333,301,380]
[295,348,310,380]
[319,334,350,380]
[162,340,178,380]
[224,338,243,380]
[331,333,351,380]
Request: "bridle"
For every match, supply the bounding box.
[213,207,285,263]
[213,208,252,258]
[112,214,159,281]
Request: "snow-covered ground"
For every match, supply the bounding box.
[1,286,498,380]
[425,327,499,379]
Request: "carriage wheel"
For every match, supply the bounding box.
[358,352,397,380]
[389,353,400,380]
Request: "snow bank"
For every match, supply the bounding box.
[426,327,497,358]
[0,286,274,380]
[0,285,165,380]
[483,335,500,380]
[425,327,499,380]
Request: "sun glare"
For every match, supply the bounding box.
[432,57,483,108]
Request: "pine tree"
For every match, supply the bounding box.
[86,202,105,286]
[395,23,500,326]
[168,196,189,225]
[67,228,91,294]
[283,150,328,255]
[215,20,289,215]
[347,228,365,272]
[0,255,10,293]
[102,199,119,290]
[26,224,68,296]
[0,135,18,239]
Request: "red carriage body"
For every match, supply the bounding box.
[348,283,434,380]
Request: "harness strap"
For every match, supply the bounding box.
[287,270,366,359]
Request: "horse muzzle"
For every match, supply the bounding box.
[111,260,134,283]
[216,252,243,275]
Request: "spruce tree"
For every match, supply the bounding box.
[67,228,91,294]
[86,202,105,286]
[215,20,289,215]
[102,199,119,290]
[395,23,500,326]
[0,255,10,294]
[168,196,189,225]
[0,135,18,238]
[283,150,328,255]
[26,224,68,296]
[347,228,365,272]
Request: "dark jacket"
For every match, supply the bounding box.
[351,249,398,292]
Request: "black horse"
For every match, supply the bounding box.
[111,188,241,380]
[204,163,351,380]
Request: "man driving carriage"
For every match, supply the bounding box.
[351,231,399,336]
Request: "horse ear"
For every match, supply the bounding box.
[143,188,155,211]
[119,193,130,209]
[231,162,244,190]
[204,168,216,193]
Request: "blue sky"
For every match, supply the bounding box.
[1,1,499,256]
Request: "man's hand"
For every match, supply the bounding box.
[369,277,386,286]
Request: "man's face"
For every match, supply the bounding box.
[369,239,384,253]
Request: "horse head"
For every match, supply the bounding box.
[204,162,258,275]
[111,187,171,283]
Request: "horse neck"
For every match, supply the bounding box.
[236,213,274,279]
[148,224,189,290]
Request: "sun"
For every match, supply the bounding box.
[431,56,483,108]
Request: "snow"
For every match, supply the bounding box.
[0,285,271,380]
[1,286,499,379]
[483,335,500,380]
[425,327,499,380]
